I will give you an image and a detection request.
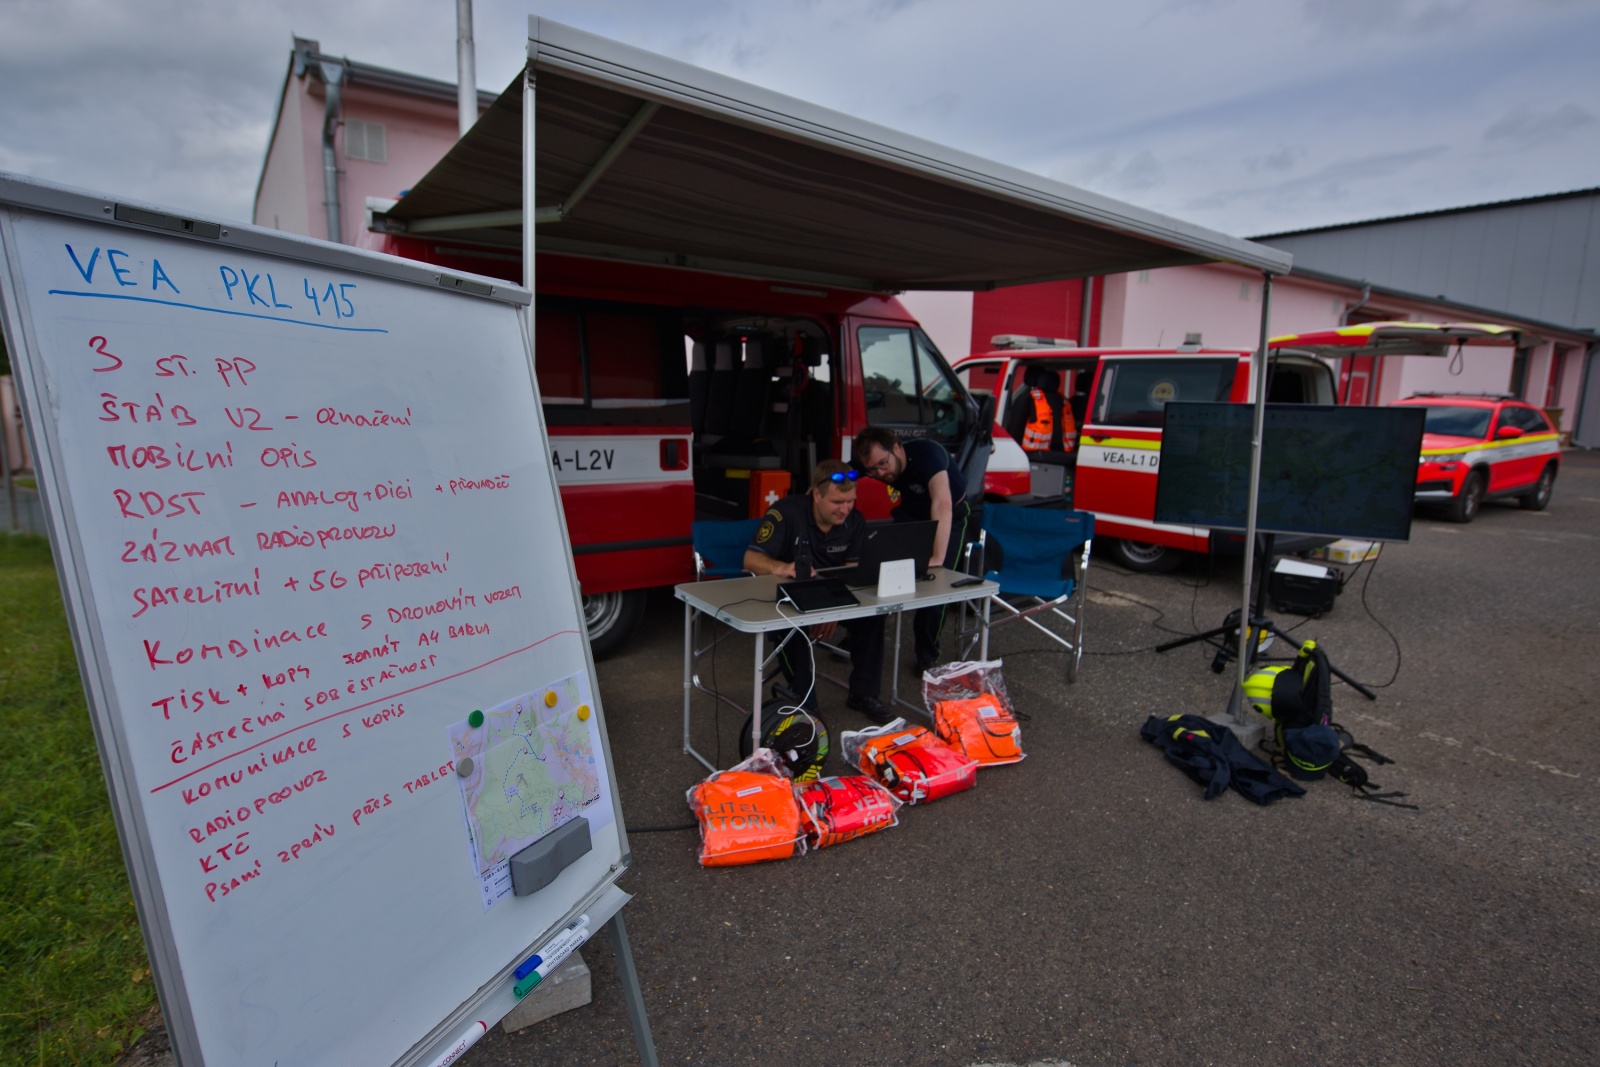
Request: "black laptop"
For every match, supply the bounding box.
[819,520,938,587]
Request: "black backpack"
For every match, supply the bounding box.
[1261,641,1416,806]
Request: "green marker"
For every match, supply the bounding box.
[468,709,484,728]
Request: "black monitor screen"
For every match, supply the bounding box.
[1154,403,1426,542]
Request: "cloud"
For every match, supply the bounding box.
[1184,145,1450,213]
[0,0,1596,236]
[1301,0,1474,38]
[1484,103,1597,145]
[1246,145,1307,173]
[901,91,960,124]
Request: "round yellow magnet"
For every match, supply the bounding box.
[544,690,558,707]
[577,704,591,721]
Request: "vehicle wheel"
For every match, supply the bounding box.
[582,589,647,659]
[1447,470,1485,523]
[1108,538,1184,573]
[1520,464,1556,511]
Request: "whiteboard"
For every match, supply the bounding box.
[0,175,631,1067]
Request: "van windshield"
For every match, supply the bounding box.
[859,325,964,442]
[1093,358,1236,428]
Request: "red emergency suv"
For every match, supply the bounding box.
[1392,393,1561,522]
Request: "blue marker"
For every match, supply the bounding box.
[513,915,590,981]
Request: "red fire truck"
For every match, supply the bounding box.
[955,338,1338,572]
[376,237,987,655]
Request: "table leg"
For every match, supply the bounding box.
[981,594,991,660]
[752,631,765,757]
[682,600,692,757]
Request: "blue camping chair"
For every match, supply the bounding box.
[692,518,763,580]
[962,505,1094,681]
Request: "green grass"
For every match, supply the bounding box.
[0,534,155,1065]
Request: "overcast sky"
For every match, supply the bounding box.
[1,0,1596,239]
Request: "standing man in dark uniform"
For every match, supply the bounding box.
[743,460,891,723]
[853,426,975,675]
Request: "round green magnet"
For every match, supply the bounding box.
[468,709,484,728]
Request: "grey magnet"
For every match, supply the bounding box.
[456,756,474,778]
[510,816,592,897]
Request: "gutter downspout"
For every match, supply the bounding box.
[320,60,347,244]
[1078,276,1095,346]
[456,0,477,137]
[1338,283,1372,327]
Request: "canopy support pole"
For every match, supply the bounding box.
[549,101,659,221]
[1228,270,1275,727]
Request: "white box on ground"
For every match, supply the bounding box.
[500,951,593,1033]
[1315,539,1380,564]
[1273,557,1333,579]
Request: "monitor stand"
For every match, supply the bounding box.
[1154,533,1377,708]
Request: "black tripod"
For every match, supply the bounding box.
[1155,533,1376,701]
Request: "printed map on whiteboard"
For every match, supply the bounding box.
[448,672,608,908]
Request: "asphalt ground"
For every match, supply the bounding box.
[463,451,1600,1067]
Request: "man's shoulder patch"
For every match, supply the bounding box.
[754,519,777,544]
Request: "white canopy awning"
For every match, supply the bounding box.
[376,16,1291,293]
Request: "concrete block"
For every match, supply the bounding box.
[499,950,592,1033]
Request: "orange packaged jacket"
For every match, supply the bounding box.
[798,775,901,848]
[933,695,1025,766]
[688,769,805,867]
[848,723,977,805]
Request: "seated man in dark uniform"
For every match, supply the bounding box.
[742,460,892,724]
[852,426,976,675]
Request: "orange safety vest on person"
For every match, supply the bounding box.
[1058,405,1078,451]
[1022,388,1053,451]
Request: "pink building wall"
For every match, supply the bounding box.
[254,69,473,245]
[896,290,973,364]
[915,261,1589,431]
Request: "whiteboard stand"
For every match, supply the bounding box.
[604,909,660,1067]
[0,171,657,1066]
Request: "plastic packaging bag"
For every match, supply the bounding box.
[839,719,977,805]
[932,693,1024,766]
[797,775,902,848]
[920,659,1017,719]
[685,749,806,866]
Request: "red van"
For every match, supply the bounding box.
[377,237,987,654]
[954,339,1337,571]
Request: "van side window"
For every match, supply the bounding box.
[1093,358,1236,428]
[859,325,964,441]
[588,313,668,402]
[960,361,1002,397]
[534,302,689,424]
[535,310,584,404]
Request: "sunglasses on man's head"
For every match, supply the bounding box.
[827,470,861,483]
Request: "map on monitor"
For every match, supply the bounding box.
[1154,402,1426,542]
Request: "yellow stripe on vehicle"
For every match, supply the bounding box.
[1080,436,1160,450]
[1420,434,1560,458]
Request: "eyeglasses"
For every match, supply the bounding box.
[826,470,860,484]
[860,452,894,476]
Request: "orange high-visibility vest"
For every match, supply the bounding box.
[933,694,1025,766]
[1022,388,1053,451]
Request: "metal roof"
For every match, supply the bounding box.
[377,16,1291,293]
